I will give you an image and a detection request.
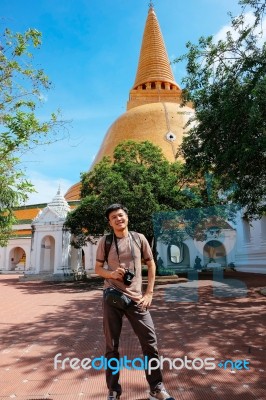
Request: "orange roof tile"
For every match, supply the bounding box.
[14,207,44,221]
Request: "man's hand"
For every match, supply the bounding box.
[110,267,125,281]
[95,262,125,281]
[137,292,153,311]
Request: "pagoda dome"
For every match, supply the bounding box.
[64,102,194,201]
[64,182,81,202]
[92,102,194,166]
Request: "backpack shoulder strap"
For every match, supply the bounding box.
[104,233,113,262]
[130,231,143,259]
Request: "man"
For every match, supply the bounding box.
[95,203,175,400]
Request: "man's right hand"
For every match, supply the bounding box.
[110,268,125,281]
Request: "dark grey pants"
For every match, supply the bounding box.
[103,293,164,395]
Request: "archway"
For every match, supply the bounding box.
[168,243,190,267]
[9,247,26,271]
[203,240,226,266]
[40,236,55,272]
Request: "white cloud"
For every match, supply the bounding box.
[213,12,266,46]
[23,171,74,205]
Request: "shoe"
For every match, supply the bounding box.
[107,391,120,400]
[149,388,175,400]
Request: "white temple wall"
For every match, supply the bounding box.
[0,238,31,271]
[156,228,237,271]
[234,212,266,273]
[83,242,96,271]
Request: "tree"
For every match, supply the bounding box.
[175,0,266,218]
[0,28,65,246]
[65,140,228,250]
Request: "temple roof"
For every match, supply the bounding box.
[46,187,70,217]
[33,187,70,223]
[132,6,178,89]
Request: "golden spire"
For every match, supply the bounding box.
[132,6,177,89]
[127,5,181,110]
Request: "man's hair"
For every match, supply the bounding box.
[105,203,129,220]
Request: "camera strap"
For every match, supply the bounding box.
[113,233,136,274]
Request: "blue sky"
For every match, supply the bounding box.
[1,0,246,204]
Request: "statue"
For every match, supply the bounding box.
[194,256,202,270]
[157,256,164,269]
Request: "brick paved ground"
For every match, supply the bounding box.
[0,272,265,400]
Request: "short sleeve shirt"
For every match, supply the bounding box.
[96,232,153,302]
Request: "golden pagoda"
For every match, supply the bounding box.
[65,4,194,201]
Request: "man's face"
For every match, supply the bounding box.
[108,208,128,232]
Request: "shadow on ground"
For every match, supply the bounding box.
[0,272,265,399]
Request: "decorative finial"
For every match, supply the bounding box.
[148,1,154,9]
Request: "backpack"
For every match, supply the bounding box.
[104,231,143,262]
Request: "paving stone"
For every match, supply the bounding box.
[0,273,265,400]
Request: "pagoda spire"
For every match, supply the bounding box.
[127,5,181,110]
[133,6,177,89]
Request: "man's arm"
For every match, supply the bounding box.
[95,261,125,281]
[137,259,156,310]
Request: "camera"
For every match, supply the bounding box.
[123,269,135,286]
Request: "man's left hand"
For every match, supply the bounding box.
[137,292,153,311]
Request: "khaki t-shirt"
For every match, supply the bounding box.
[96,232,153,302]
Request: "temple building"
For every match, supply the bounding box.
[0,5,265,276]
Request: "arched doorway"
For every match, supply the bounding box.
[203,240,226,266]
[9,247,26,271]
[168,243,190,267]
[40,236,55,272]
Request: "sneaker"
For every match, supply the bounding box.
[107,391,120,400]
[149,388,175,400]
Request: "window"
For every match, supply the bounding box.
[166,131,176,142]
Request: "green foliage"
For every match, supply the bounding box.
[65,140,219,246]
[153,204,239,249]
[0,27,65,246]
[174,0,266,218]
[0,157,34,246]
